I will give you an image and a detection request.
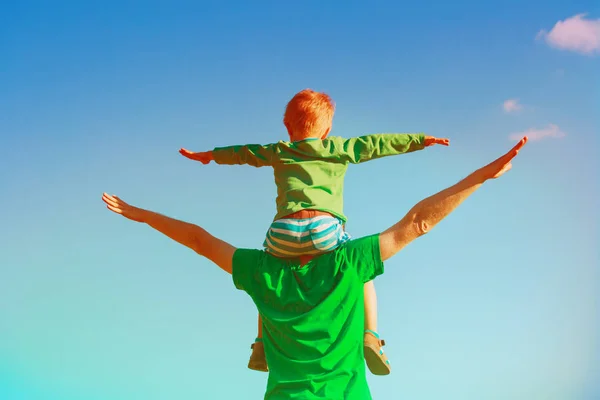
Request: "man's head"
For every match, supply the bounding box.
[284,89,335,141]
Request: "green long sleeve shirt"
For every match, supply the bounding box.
[212,133,426,223]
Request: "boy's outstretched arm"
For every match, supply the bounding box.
[179,143,275,168]
[337,133,449,164]
[101,193,236,274]
[378,137,528,261]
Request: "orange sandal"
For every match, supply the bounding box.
[364,331,391,375]
[248,341,269,372]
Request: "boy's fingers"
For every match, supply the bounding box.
[179,149,196,157]
[180,151,200,160]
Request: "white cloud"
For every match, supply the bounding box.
[503,99,523,113]
[509,124,566,141]
[537,13,600,55]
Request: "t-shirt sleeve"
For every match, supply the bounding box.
[339,234,384,282]
[232,248,264,295]
[331,134,425,164]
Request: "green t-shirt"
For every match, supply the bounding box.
[232,234,384,400]
[212,133,425,222]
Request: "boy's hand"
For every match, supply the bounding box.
[179,149,214,164]
[424,136,450,147]
[102,193,146,223]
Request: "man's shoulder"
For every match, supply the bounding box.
[337,234,380,253]
[232,248,271,269]
[231,248,265,292]
[313,234,381,268]
[331,234,383,280]
[232,249,305,294]
[232,248,289,278]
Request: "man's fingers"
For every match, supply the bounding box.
[501,162,512,174]
[102,193,117,204]
[102,193,124,210]
[112,194,126,204]
[102,193,114,205]
[512,136,528,153]
[106,204,123,214]
[103,197,120,210]
[504,136,528,161]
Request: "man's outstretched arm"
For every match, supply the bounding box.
[102,194,236,274]
[379,137,528,261]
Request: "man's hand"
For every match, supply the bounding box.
[424,136,450,147]
[102,193,146,222]
[478,136,528,180]
[179,149,213,164]
[101,193,236,274]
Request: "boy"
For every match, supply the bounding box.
[179,89,449,375]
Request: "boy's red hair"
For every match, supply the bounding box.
[284,89,335,140]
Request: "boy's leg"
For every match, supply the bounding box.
[364,280,378,332]
[363,280,391,375]
[248,314,268,372]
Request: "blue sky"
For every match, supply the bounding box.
[1,1,598,399]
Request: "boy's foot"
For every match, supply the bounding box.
[248,341,268,372]
[363,330,391,375]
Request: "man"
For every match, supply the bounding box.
[102,138,527,399]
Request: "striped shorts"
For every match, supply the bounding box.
[263,216,351,258]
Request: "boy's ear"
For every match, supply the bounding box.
[284,122,293,138]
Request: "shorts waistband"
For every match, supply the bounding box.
[283,210,335,219]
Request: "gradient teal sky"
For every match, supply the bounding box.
[1,1,598,399]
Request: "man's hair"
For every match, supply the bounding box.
[283,89,335,140]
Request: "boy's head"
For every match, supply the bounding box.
[284,89,335,141]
